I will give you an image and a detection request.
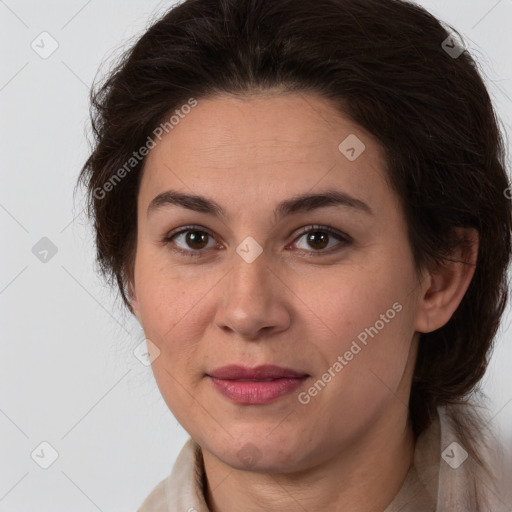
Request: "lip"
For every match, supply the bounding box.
[207,365,309,404]
[208,364,308,380]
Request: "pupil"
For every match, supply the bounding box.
[308,232,328,250]
[187,231,208,249]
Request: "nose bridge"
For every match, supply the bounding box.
[227,243,272,306]
[214,242,290,338]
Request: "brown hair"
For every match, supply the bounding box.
[77,0,511,458]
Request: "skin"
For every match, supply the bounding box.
[129,91,477,512]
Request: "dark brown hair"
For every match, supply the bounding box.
[78,0,511,456]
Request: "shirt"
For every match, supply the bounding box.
[137,404,511,511]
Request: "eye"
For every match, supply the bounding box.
[163,225,219,257]
[291,225,351,255]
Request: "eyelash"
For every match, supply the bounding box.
[161,224,352,258]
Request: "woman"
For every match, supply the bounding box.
[77,0,512,510]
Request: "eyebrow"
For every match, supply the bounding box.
[147,189,373,221]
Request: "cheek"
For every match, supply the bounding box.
[135,244,199,325]
[303,261,407,335]
[309,258,416,381]
[134,252,222,378]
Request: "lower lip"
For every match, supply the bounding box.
[208,376,308,404]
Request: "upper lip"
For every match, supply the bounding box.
[207,364,309,380]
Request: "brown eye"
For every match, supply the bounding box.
[164,226,217,255]
[305,231,330,250]
[182,230,210,250]
[293,226,351,254]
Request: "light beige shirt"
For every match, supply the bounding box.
[138,405,511,511]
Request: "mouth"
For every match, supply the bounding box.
[206,364,309,404]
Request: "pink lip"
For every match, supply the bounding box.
[207,365,309,404]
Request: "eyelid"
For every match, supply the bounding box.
[292,224,351,242]
[165,224,216,240]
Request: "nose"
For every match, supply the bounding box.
[214,247,291,340]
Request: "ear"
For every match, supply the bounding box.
[415,227,478,333]
[127,275,142,323]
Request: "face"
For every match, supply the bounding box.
[130,91,424,472]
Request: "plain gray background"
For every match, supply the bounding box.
[1,0,511,510]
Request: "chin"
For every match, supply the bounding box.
[212,435,306,473]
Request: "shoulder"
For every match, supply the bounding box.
[137,477,168,512]
[137,438,208,512]
[434,402,511,512]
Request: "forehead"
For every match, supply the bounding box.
[139,92,392,216]
[147,92,376,164]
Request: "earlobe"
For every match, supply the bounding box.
[415,228,478,334]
